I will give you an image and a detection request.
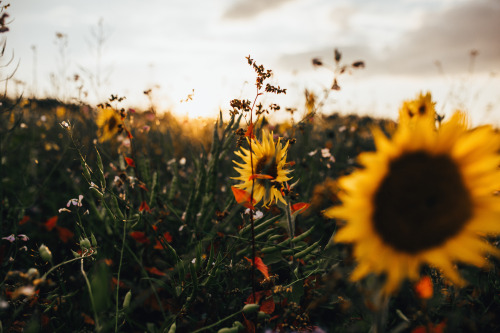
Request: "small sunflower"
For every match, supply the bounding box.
[399,92,436,126]
[324,112,500,294]
[232,130,292,207]
[96,107,122,142]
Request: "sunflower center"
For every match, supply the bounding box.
[107,116,117,131]
[418,105,426,115]
[372,151,472,254]
[256,155,278,180]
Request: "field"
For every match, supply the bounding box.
[1,54,500,333]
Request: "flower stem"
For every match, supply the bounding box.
[81,258,101,331]
[115,218,127,332]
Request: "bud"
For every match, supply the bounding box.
[167,322,176,333]
[26,268,40,280]
[80,238,91,250]
[39,244,52,262]
[242,303,260,315]
[123,290,132,309]
[217,328,239,333]
[257,311,269,320]
[90,233,98,247]
[232,321,244,330]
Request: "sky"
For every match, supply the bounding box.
[4,0,500,125]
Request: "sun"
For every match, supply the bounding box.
[232,130,292,207]
[324,111,500,294]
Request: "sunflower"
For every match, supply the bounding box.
[399,92,436,126]
[232,130,292,207]
[96,107,122,142]
[324,112,500,294]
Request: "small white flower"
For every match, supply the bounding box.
[321,148,331,159]
[41,115,47,122]
[179,157,186,166]
[60,121,70,128]
[308,150,317,156]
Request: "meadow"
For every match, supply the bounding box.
[1,27,500,333]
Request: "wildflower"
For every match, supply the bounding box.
[244,208,264,220]
[232,130,292,207]
[67,195,83,207]
[96,107,122,142]
[2,234,15,242]
[17,234,29,242]
[324,111,500,294]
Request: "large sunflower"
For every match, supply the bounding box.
[96,107,122,142]
[233,130,292,207]
[324,112,500,294]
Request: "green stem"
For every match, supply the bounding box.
[41,255,91,280]
[81,258,101,331]
[115,219,127,332]
[191,310,243,333]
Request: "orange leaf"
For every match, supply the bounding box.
[260,296,275,314]
[126,129,133,139]
[139,201,150,212]
[231,186,255,209]
[81,312,95,325]
[242,314,256,333]
[291,202,311,214]
[145,266,166,276]
[248,174,274,181]
[245,256,269,280]
[415,276,433,299]
[245,123,255,139]
[19,215,31,225]
[104,259,113,266]
[44,216,58,231]
[130,231,150,244]
[125,157,136,167]
[154,232,173,249]
[138,184,149,192]
[411,321,446,333]
[163,231,173,243]
[55,226,74,243]
[111,277,127,289]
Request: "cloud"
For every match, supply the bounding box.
[222,0,296,20]
[278,0,500,76]
[377,0,500,76]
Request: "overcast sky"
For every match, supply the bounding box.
[4,0,500,125]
